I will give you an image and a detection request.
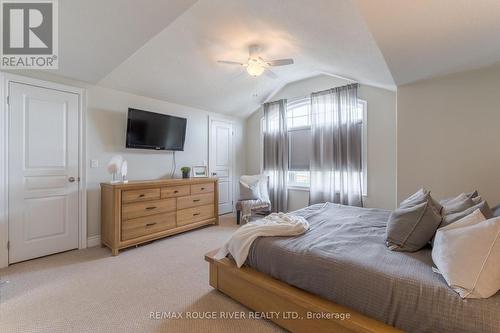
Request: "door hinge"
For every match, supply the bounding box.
[6,96,9,105]
[7,241,9,250]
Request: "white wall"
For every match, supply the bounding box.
[397,63,500,205]
[245,74,397,210]
[1,72,246,240]
[86,86,246,236]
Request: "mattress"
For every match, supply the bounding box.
[246,203,500,333]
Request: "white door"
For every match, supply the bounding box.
[8,82,80,264]
[209,119,233,215]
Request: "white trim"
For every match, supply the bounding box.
[360,99,368,196]
[208,116,235,214]
[87,235,101,248]
[0,73,87,267]
[0,72,7,268]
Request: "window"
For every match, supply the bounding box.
[285,97,367,195]
[260,97,367,194]
[287,98,311,187]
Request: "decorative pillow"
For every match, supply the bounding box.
[386,201,442,252]
[466,190,479,199]
[440,190,479,205]
[432,210,500,298]
[400,188,443,213]
[239,182,260,200]
[472,196,482,205]
[441,193,474,215]
[399,188,427,206]
[442,200,493,227]
[493,204,500,218]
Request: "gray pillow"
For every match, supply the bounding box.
[440,190,479,205]
[441,193,474,215]
[493,204,500,217]
[466,190,479,199]
[386,201,442,252]
[400,188,443,214]
[441,200,493,227]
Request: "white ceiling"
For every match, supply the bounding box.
[54,0,197,82]
[49,0,500,116]
[355,0,500,85]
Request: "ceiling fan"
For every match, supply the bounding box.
[217,45,294,78]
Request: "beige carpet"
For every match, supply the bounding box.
[0,215,285,333]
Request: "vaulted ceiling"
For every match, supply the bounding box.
[51,0,500,117]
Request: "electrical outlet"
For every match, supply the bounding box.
[90,159,99,168]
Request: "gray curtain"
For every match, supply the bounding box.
[263,99,288,212]
[309,83,363,206]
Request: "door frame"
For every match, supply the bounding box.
[0,73,87,268]
[208,116,235,214]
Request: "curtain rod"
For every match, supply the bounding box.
[267,82,359,105]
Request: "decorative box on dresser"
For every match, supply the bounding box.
[100,178,219,255]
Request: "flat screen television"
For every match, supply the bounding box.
[126,108,187,151]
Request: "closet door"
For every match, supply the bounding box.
[8,82,80,263]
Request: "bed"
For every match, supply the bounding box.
[206,203,500,333]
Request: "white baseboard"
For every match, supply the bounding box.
[87,235,101,248]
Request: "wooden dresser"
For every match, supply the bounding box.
[100,178,218,255]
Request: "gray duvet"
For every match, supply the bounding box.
[246,203,500,333]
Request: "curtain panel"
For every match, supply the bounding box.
[263,99,288,212]
[309,83,363,207]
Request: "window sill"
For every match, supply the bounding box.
[287,186,368,198]
[287,186,310,192]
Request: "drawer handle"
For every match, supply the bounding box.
[139,194,145,198]
[174,190,179,193]
[193,213,201,216]
[193,199,201,202]
[145,206,157,210]
[201,187,205,190]
[146,222,157,227]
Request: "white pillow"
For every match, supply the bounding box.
[239,175,269,202]
[432,209,500,298]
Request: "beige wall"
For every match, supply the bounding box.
[245,75,397,210]
[397,63,500,205]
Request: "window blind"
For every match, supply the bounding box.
[288,127,310,171]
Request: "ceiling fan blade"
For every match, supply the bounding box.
[267,59,294,67]
[264,68,278,79]
[217,60,244,66]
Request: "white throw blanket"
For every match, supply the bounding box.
[214,212,309,267]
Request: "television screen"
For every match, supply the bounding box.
[126,108,187,151]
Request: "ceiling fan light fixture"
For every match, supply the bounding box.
[246,60,265,77]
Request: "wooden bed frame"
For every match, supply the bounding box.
[205,250,403,333]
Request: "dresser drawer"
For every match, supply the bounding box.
[122,188,160,203]
[121,212,176,241]
[122,198,176,220]
[177,193,214,210]
[161,185,190,198]
[190,182,214,195]
[177,205,214,226]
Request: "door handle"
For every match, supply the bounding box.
[68,177,76,183]
[212,172,217,176]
